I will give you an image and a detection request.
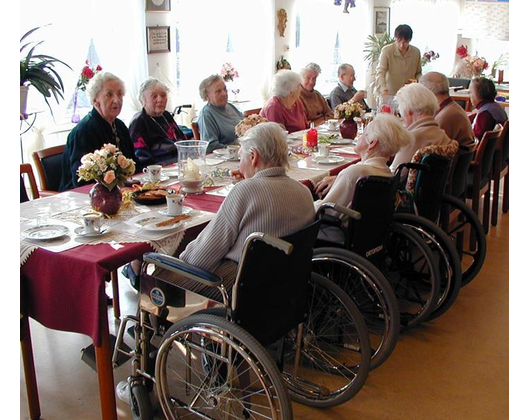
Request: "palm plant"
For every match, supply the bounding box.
[20,26,71,114]
[363,32,394,71]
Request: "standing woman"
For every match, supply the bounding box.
[59,72,137,191]
[130,77,188,171]
[376,24,422,96]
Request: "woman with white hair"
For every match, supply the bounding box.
[299,63,334,125]
[260,70,308,133]
[129,77,188,171]
[315,113,412,223]
[161,122,315,301]
[197,74,243,152]
[59,71,137,191]
[390,83,452,173]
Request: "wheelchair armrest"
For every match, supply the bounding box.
[319,213,343,228]
[143,252,223,288]
[317,202,361,220]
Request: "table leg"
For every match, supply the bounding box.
[95,310,118,420]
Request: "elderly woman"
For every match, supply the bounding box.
[469,77,508,140]
[129,77,188,171]
[59,72,137,191]
[260,70,309,133]
[390,83,452,174]
[159,122,315,301]
[299,63,334,125]
[315,113,412,223]
[197,74,243,152]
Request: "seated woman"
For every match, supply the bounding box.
[299,63,334,126]
[390,83,452,174]
[59,72,137,191]
[315,113,412,223]
[260,70,309,133]
[469,77,508,140]
[129,77,188,171]
[158,122,315,302]
[197,74,243,152]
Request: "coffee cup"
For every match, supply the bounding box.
[82,212,104,234]
[166,194,185,216]
[143,164,162,181]
[318,143,330,158]
[227,145,240,160]
[326,119,339,130]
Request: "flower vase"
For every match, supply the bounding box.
[71,89,80,123]
[339,119,358,140]
[89,182,122,215]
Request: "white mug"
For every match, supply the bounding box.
[227,145,240,160]
[143,164,162,181]
[82,212,104,234]
[318,143,330,158]
[326,119,339,130]
[166,194,185,216]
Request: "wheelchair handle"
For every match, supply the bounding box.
[244,232,293,255]
[319,202,361,220]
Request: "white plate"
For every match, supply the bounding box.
[74,226,109,237]
[311,155,345,165]
[161,169,180,177]
[128,214,183,232]
[330,138,352,145]
[158,206,193,216]
[141,175,170,183]
[23,224,69,240]
[213,149,239,161]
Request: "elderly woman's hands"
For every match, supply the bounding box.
[315,175,337,198]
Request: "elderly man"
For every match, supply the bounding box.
[469,77,508,140]
[329,63,369,110]
[299,63,334,125]
[390,83,452,174]
[420,72,475,147]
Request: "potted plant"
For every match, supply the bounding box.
[363,32,394,101]
[20,26,71,116]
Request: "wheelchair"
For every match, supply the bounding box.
[314,173,444,332]
[113,218,372,419]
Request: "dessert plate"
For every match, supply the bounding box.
[23,224,69,240]
[311,155,345,165]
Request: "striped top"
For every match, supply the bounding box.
[180,167,315,271]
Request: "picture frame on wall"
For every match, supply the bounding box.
[147,26,171,54]
[374,7,390,35]
[146,0,171,12]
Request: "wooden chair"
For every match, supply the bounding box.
[243,108,261,117]
[32,145,65,194]
[466,125,502,235]
[20,163,40,202]
[491,120,509,227]
[191,121,200,140]
[21,287,41,420]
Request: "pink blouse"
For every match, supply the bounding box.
[260,96,308,133]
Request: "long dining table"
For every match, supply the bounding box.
[19,132,360,419]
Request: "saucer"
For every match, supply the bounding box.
[74,226,109,237]
[142,175,170,183]
[158,206,193,216]
[311,154,345,165]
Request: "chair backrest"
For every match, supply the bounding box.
[32,145,65,192]
[475,125,502,185]
[498,119,509,167]
[405,141,459,222]
[447,78,471,89]
[346,175,399,261]
[231,220,321,347]
[448,141,478,199]
[20,163,40,202]
[191,121,200,140]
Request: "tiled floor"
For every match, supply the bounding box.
[20,212,509,420]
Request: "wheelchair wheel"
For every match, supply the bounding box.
[393,213,462,321]
[130,380,153,420]
[440,194,487,287]
[155,314,292,420]
[384,222,441,330]
[311,248,400,370]
[281,273,371,408]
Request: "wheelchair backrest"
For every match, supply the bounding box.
[347,175,398,261]
[411,153,453,222]
[232,220,321,347]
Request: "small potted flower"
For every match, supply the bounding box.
[220,62,239,82]
[334,100,365,139]
[77,143,136,215]
[72,59,102,122]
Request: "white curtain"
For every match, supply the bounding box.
[391,0,461,74]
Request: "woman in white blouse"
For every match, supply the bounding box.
[314,113,412,223]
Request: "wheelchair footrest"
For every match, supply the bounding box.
[81,334,132,372]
